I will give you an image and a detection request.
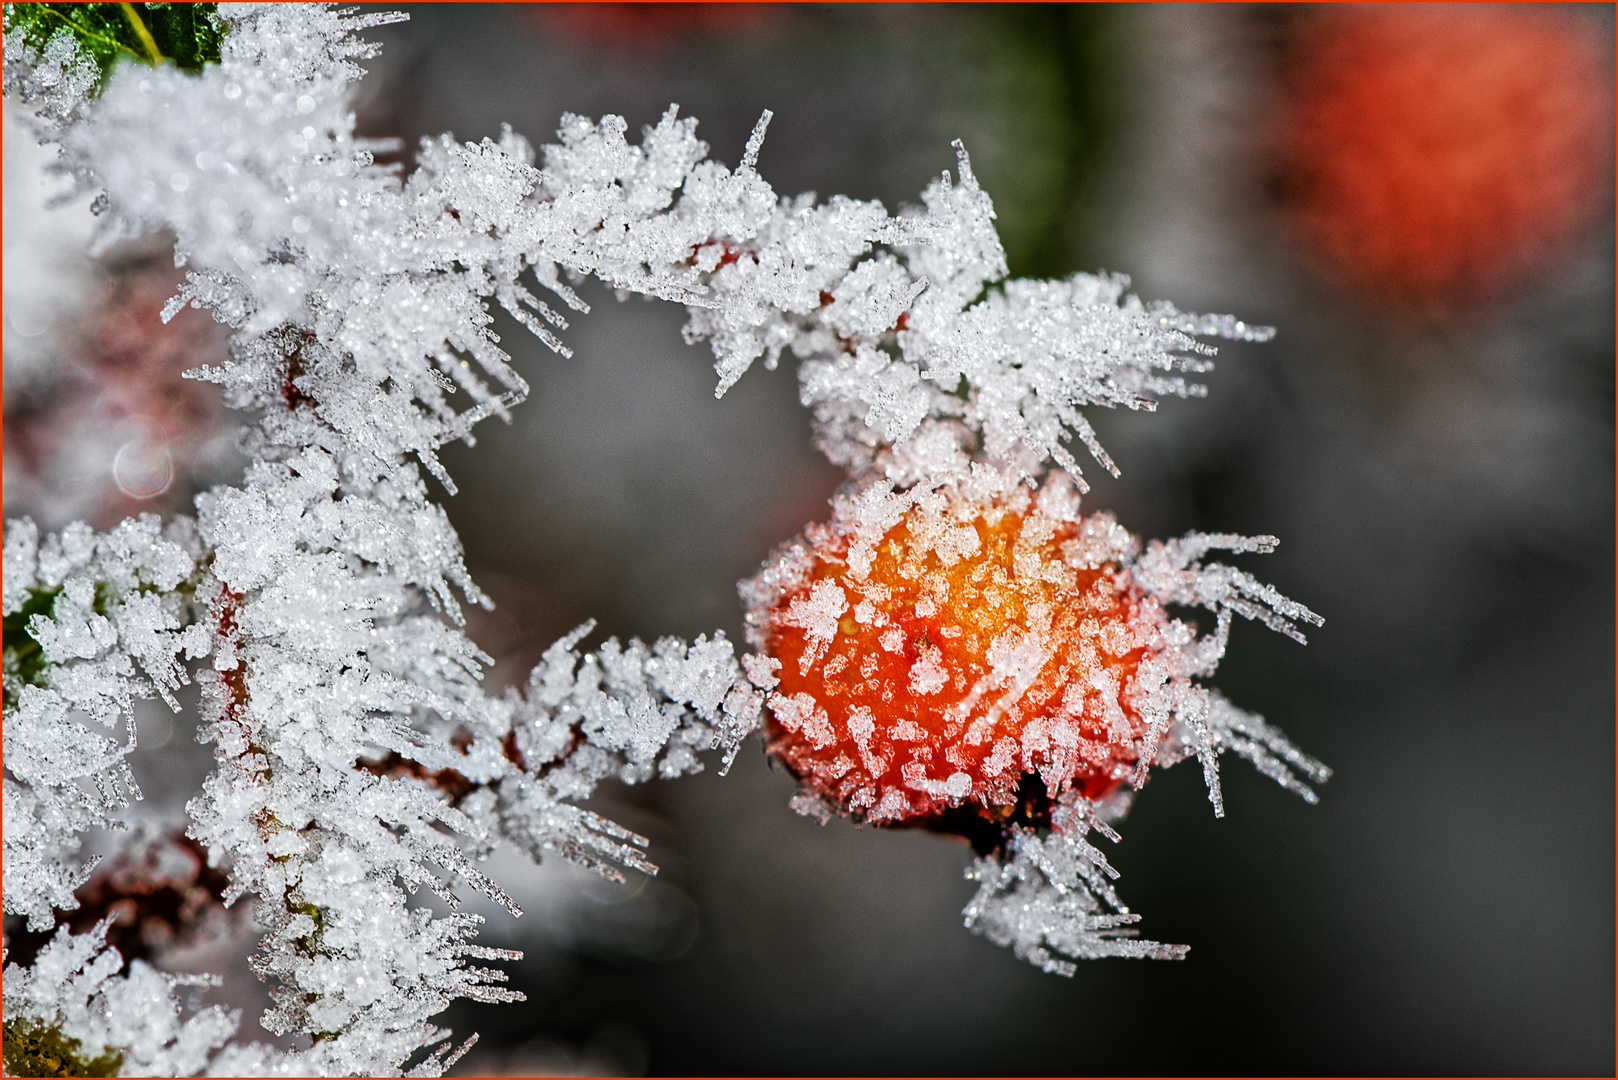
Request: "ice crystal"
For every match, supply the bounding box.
[2,2,1325,1070]
[964,819,1186,975]
[0,9,101,140]
[3,919,238,1077]
[4,514,206,931]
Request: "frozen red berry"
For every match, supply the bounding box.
[742,481,1178,828]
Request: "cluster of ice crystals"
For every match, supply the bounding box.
[483,622,760,882]
[948,525,1328,964]
[669,135,1276,490]
[518,109,1267,493]
[0,18,99,140]
[3,919,239,1077]
[965,696,1328,972]
[247,841,520,1066]
[2,4,765,1070]
[963,806,1187,974]
[1132,530,1325,645]
[3,515,207,931]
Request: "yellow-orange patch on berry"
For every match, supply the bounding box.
[750,488,1159,824]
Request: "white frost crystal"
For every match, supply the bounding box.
[3,919,238,1077]
[964,818,1187,975]
[4,514,205,931]
[3,2,1323,1072]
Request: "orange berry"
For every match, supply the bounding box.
[744,483,1170,832]
[1279,6,1608,309]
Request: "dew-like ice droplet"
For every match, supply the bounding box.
[113,439,174,498]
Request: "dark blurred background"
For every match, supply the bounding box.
[339,5,1613,1075]
[14,4,1608,1075]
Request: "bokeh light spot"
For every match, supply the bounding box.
[113,438,174,499]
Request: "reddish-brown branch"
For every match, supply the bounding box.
[357,726,535,808]
[280,329,318,411]
[214,587,247,726]
[357,751,478,808]
[687,236,757,270]
[356,724,586,813]
[500,731,526,773]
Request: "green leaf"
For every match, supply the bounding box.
[1,3,221,92]
[1,1018,124,1078]
[3,584,60,710]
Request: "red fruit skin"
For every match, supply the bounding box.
[1279,6,1609,309]
[753,492,1162,825]
[526,4,778,50]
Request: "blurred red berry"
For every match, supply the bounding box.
[527,4,777,51]
[1278,6,1609,309]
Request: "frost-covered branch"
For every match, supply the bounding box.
[4,1,1326,1069]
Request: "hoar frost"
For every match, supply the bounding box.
[3,3,1323,1074]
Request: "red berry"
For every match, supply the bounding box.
[1279,6,1607,308]
[745,484,1169,827]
